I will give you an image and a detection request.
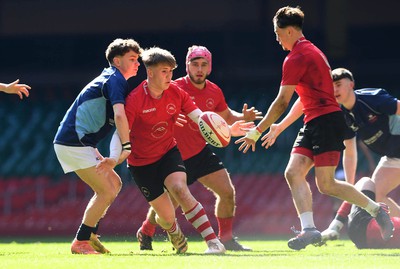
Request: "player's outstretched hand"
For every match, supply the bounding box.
[235,126,262,153]
[1,79,31,99]
[242,103,263,122]
[260,124,283,149]
[230,120,255,137]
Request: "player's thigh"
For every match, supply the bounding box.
[198,169,234,196]
[76,166,121,195]
[372,166,400,196]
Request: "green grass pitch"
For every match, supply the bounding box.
[0,236,399,269]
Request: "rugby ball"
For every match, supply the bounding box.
[198,111,231,148]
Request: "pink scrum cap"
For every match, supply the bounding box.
[185,45,212,75]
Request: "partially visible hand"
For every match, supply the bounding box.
[1,79,31,99]
[96,156,117,174]
[234,127,262,153]
[261,124,282,149]
[175,114,187,127]
[229,120,255,137]
[242,103,263,122]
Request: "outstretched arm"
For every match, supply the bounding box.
[261,98,303,149]
[0,79,31,99]
[188,108,254,137]
[218,103,263,125]
[235,85,296,153]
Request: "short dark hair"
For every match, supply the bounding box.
[273,6,304,29]
[332,68,354,82]
[105,38,143,65]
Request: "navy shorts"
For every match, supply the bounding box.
[128,146,186,202]
[293,111,347,154]
[184,145,225,185]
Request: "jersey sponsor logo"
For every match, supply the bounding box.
[151,121,168,139]
[166,103,177,115]
[143,108,156,114]
[363,130,383,145]
[206,98,215,109]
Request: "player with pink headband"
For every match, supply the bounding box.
[135,45,262,251]
[185,45,212,75]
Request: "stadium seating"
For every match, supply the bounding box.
[0,174,336,237]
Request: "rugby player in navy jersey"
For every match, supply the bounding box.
[320,68,400,240]
[54,38,143,254]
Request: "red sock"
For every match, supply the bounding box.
[185,202,217,242]
[217,217,233,242]
[141,218,156,237]
[166,221,177,234]
[337,201,352,217]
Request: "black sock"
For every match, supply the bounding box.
[93,222,99,234]
[76,223,95,241]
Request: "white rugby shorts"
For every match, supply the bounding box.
[54,144,100,173]
[376,156,400,169]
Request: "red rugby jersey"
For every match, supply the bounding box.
[281,37,340,123]
[125,80,198,166]
[174,76,228,160]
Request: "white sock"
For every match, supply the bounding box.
[299,212,315,230]
[328,219,344,232]
[364,200,380,217]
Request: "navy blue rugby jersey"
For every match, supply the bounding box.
[342,88,400,158]
[54,67,129,147]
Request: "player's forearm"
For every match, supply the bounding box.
[114,107,130,144]
[257,99,288,132]
[224,109,242,125]
[187,108,202,123]
[343,139,358,184]
[276,98,303,132]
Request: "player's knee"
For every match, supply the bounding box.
[218,185,235,202]
[155,213,175,228]
[284,168,297,185]
[316,182,337,196]
[169,183,192,200]
[107,191,119,204]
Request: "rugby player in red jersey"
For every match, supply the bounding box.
[106,47,248,254]
[235,6,394,250]
[135,45,262,251]
[321,177,400,249]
